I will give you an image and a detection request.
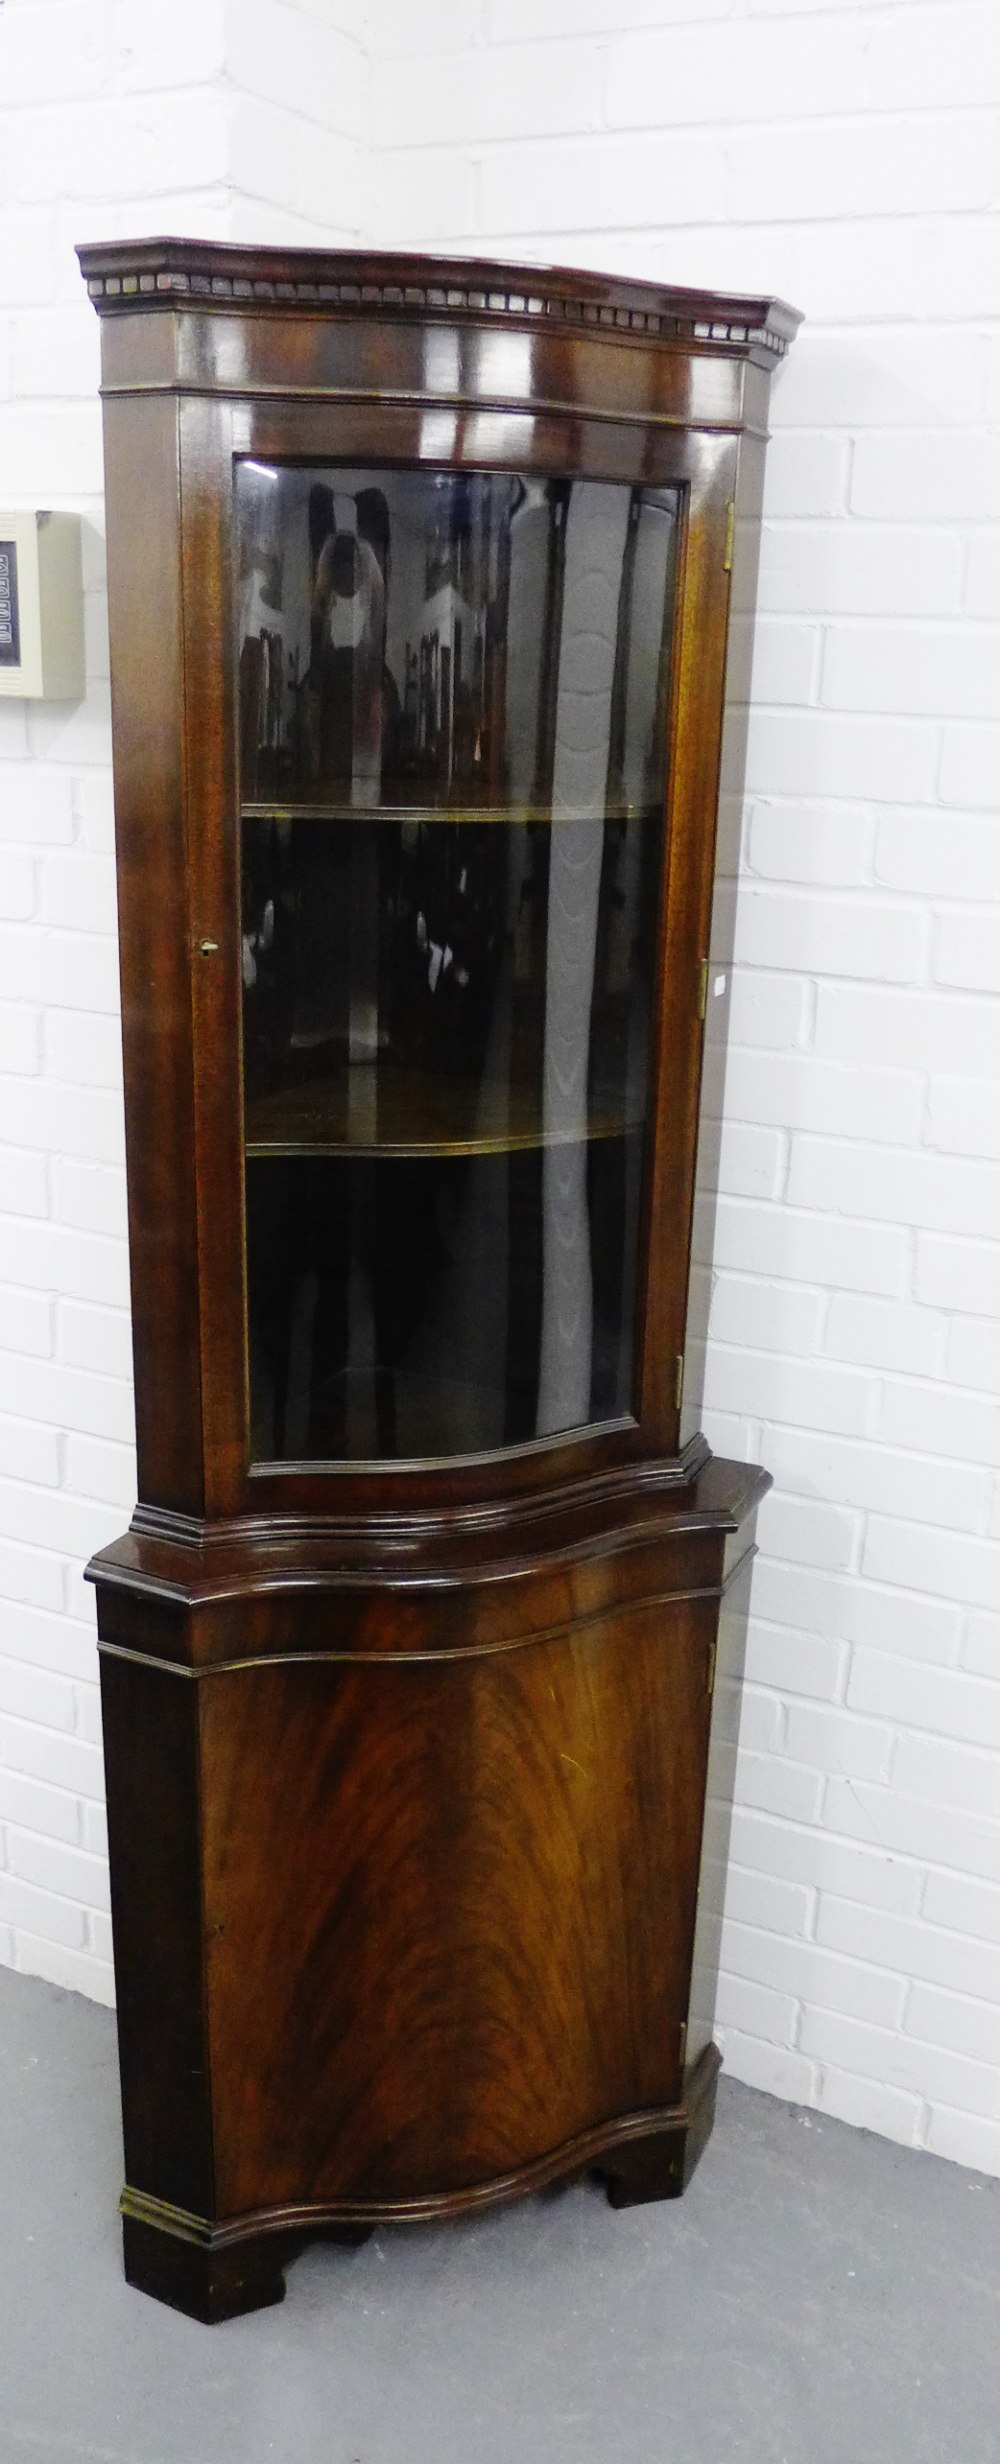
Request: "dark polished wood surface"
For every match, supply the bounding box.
[201,1594,711,2213]
[98,1475,760,2319]
[81,239,796,2319]
[78,236,799,364]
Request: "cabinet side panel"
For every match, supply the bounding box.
[638,441,737,1449]
[685,1536,756,2068]
[200,1592,716,2216]
[681,428,767,1445]
[100,1647,214,2214]
[102,392,204,1514]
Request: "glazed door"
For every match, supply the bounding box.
[170,393,737,1517]
[235,462,680,1467]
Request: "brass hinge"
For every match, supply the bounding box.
[678,2020,688,2071]
[723,499,735,571]
[706,1638,717,1697]
[697,957,709,1021]
[674,1352,684,1411]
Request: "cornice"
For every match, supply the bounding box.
[77,239,800,368]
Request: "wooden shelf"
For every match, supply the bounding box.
[245,1060,643,1159]
[242,798,659,828]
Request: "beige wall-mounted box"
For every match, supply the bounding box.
[0,512,85,700]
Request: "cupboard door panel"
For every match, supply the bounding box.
[201,1595,715,2214]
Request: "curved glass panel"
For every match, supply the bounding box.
[237,462,679,1464]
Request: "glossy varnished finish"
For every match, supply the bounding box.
[80,239,798,2319]
[91,1451,767,1664]
[202,1594,711,2212]
[681,410,771,1447]
[100,394,204,1516]
[100,1654,212,2218]
[95,1464,765,2319]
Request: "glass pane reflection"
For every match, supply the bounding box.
[237,461,679,1464]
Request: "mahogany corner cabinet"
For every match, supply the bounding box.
[79,238,799,2324]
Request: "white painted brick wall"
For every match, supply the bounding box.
[0,0,371,2009]
[362,0,1000,2176]
[4,0,1000,2183]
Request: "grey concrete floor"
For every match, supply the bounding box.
[2,1966,999,2464]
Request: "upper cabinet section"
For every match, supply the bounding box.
[80,240,799,1517]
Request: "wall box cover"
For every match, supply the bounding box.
[0,511,84,699]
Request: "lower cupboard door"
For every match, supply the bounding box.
[200,1593,716,2216]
